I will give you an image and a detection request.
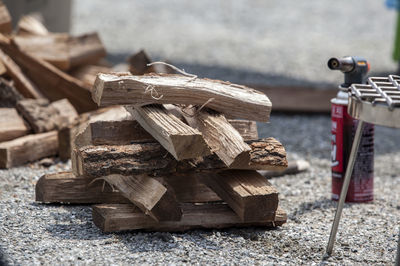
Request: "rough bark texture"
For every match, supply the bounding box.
[0,131,58,168]
[0,108,30,142]
[16,98,78,133]
[92,203,286,232]
[74,138,287,178]
[127,105,210,160]
[201,170,279,221]
[0,78,24,108]
[102,174,182,222]
[92,73,271,121]
[35,172,130,204]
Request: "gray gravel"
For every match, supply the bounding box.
[1,115,399,265]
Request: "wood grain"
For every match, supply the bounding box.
[93,73,271,121]
[0,108,30,142]
[92,203,286,232]
[127,105,210,160]
[228,119,258,141]
[0,131,58,168]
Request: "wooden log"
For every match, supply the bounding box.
[92,73,272,121]
[126,105,210,160]
[70,65,113,87]
[259,159,310,178]
[201,170,279,221]
[101,174,182,221]
[12,32,106,71]
[75,138,287,178]
[16,98,78,133]
[92,203,287,232]
[0,131,58,168]
[0,77,24,108]
[0,108,30,142]
[0,1,11,34]
[184,108,251,167]
[0,49,43,99]
[16,15,49,36]
[162,173,221,203]
[228,119,258,141]
[35,171,129,204]
[0,34,97,113]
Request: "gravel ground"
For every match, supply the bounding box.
[0,115,399,265]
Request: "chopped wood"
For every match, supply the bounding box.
[0,108,30,142]
[35,171,129,204]
[126,105,210,160]
[183,108,250,167]
[102,174,182,221]
[0,1,11,34]
[16,98,78,133]
[259,159,310,178]
[12,32,106,71]
[93,73,272,121]
[0,77,24,107]
[92,203,286,232]
[201,170,279,221]
[0,34,97,113]
[228,119,258,140]
[0,49,43,99]
[16,15,49,36]
[70,64,113,87]
[162,173,221,203]
[0,131,58,168]
[74,138,287,178]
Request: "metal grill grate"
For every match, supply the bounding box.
[351,75,400,110]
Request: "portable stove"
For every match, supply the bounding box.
[326,75,400,264]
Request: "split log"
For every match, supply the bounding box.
[92,203,286,232]
[0,131,58,168]
[126,105,210,160]
[0,108,30,142]
[183,108,250,167]
[70,65,113,87]
[0,34,97,113]
[102,174,182,221]
[0,49,43,99]
[162,173,221,203]
[201,170,279,221]
[0,78,24,107]
[259,159,310,178]
[74,138,287,178]
[12,32,106,71]
[228,119,258,140]
[16,15,49,36]
[35,172,129,204]
[0,1,11,34]
[16,98,78,133]
[92,73,272,121]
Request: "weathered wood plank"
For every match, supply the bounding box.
[126,105,210,160]
[183,108,251,167]
[0,34,97,113]
[93,73,272,121]
[228,119,258,141]
[35,171,129,204]
[92,203,286,232]
[0,108,30,142]
[12,32,106,71]
[75,138,287,178]
[102,174,182,222]
[0,1,11,34]
[0,49,43,99]
[201,170,279,221]
[16,98,78,133]
[0,131,58,168]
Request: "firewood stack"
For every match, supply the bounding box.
[36,72,289,232]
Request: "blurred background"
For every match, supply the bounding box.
[3,0,398,89]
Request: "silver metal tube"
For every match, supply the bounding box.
[326,120,365,256]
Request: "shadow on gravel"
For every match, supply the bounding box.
[289,197,339,221]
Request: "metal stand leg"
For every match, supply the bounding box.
[326,120,365,256]
[396,227,399,266]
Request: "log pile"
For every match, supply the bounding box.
[36,72,289,232]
